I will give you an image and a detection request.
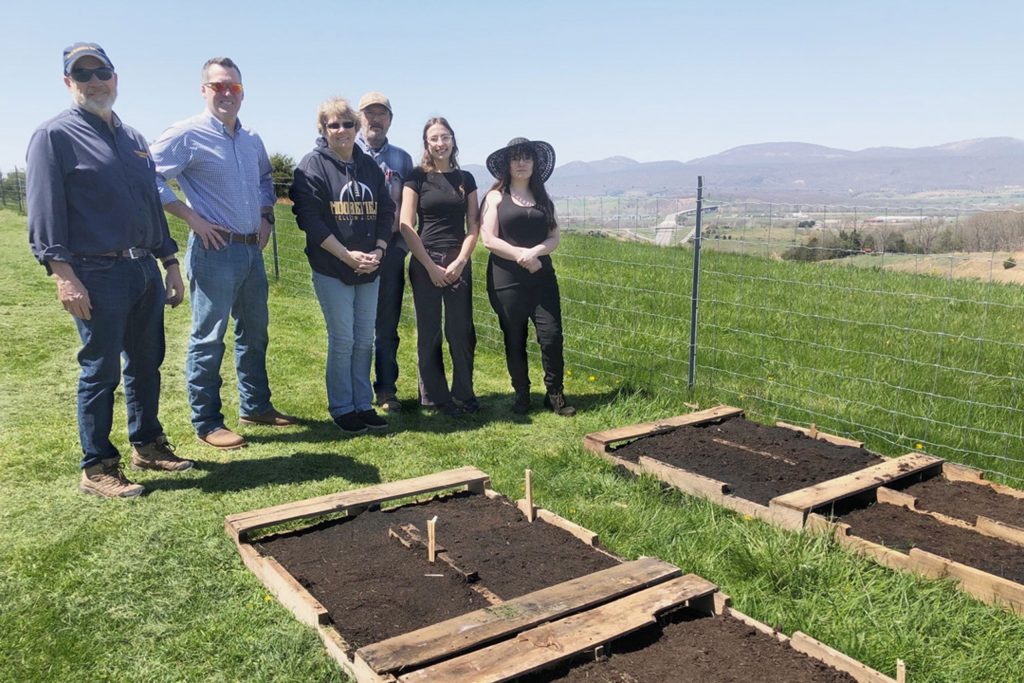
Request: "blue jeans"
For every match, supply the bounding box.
[185,235,272,436]
[312,270,379,418]
[72,256,166,468]
[373,246,407,398]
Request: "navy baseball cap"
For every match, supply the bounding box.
[63,42,114,75]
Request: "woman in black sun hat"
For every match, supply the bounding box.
[480,137,574,416]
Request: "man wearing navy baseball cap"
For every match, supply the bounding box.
[25,43,192,497]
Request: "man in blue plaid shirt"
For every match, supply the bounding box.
[151,57,296,451]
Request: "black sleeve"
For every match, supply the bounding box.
[404,166,425,194]
[289,155,333,245]
[462,170,478,195]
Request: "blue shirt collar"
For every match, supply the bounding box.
[202,110,242,135]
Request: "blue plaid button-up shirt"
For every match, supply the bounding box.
[151,112,275,234]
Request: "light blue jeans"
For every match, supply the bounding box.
[185,234,272,436]
[311,270,380,418]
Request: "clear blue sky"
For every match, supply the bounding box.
[3,0,1022,172]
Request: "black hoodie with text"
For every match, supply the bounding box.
[289,138,396,285]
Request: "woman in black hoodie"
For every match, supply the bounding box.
[290,97,395,434]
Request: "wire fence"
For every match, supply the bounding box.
[0,168,26,214]
[13,165,1022,486]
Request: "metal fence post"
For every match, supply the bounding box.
[688,176,704,388]
[271,223,280,280]
[15,166,24,214]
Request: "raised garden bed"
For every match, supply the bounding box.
[877,462,1024,546]
[810,494,1024,615]
[225,467,897,682]
[584,406,941,530]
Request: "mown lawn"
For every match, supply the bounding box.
[2,207,1023,682]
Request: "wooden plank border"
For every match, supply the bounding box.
[396,574,718,683]
[224,466,490,541]
[583,405,745,455]
[770,453,944,528]
[355,558,682,676]
[812,513,1024,615]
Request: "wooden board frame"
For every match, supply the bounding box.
[227,467,894,683]
[226,467,627,682]
[809,511,1024,615]
[876,486,1024,547]
[583,405,942,531]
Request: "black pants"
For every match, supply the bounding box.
[487,270,565,394]
[373,245,407,398]
[408,246,476,405]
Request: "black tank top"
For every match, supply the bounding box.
[487,192,554,290]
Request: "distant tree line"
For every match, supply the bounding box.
[783,212,1024,261]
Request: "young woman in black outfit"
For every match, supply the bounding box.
[480,138,575,416]
[400,117,480,416]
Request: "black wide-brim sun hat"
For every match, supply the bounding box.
[486,137,556,182]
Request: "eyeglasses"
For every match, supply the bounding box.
[326,121,356,130]
[428,135,453,144]
[69,67,114,83]
[204,82,244,95]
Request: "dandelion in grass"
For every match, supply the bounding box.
[566,369,572,377]
[588,375,597,382]
[915,442,924,449]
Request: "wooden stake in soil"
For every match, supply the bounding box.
[427,516,437,563]
[525,469,536,522]
[810,423,818,439]
[897,658,906,683]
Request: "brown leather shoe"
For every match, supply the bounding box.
[131,435,193,471]
[79,458,145,498]
[238,408,298,427]
[197,427,247,450]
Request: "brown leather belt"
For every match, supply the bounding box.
[222,232,259,245]
[90,248,152,259]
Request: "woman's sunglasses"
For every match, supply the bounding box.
[326,121,356,130]
[69,67,114,83]
[203,82,244,95]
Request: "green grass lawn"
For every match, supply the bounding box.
[3,207,1024,682]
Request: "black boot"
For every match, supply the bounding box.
[512,389,531,414]
[543,391,576,417]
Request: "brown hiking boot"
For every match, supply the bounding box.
[131,435,193,472]
[79,458,145,498]
[544,391,577,417]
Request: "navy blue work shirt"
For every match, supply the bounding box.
[26,105,177,267]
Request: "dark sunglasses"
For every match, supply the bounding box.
[69,67,114,83]
[326,121,356,130]
[204,82,244,95]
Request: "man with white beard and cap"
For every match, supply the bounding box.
[26,42,191,498]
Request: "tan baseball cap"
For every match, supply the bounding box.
[358,92,392,113]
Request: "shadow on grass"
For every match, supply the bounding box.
[142,451,381,494]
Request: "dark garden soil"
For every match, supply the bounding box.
[839,503,1024,584]
[894,476,1024,529]
[522,608,857,683]
[258,492,619,650]
[612,417,883,506]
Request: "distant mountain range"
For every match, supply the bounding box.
[465,138,1024,200]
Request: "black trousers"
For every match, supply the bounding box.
[487,270,565,394]
[408,246,476,405]
[373,245,407,398]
